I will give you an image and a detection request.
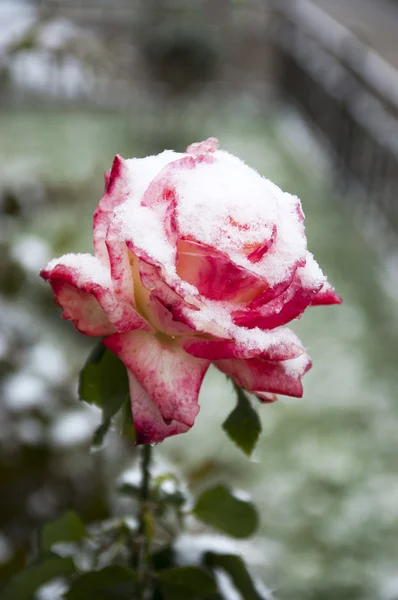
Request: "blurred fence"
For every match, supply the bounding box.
[269,0,398,231]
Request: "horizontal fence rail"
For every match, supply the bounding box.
[269,0,398,231]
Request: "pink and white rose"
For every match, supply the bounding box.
[41,138,341,444]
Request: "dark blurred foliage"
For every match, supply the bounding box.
[143,26,218,95]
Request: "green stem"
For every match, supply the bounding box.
[137,444,152,600]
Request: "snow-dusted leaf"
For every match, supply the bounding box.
[193,485,258,539]
[0,553,76,600]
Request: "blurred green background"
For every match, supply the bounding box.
[1,1,398,599]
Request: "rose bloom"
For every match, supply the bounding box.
[41,138,340,444]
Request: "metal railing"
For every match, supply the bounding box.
[269,0,398,230]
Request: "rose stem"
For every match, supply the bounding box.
[137,443,152,600]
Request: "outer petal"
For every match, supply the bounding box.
[104,331,210,428]
[181,327,305,362]
[311,281,342,306]
[106,232,135,307]
[246,257,304,310]
[186,137,219,155]
[256,391,278,404]
[214,353,312,398]
[40,254,150,335]
[96,150,186,266]
[93,155,131,265]
[49,280,116,336]
[127,372,189,444]
[232,253,325,330]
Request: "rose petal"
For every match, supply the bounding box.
[41,253,150,335]
[104,170,111,192]
[186,137,219,155]
[138,259,201,332]
[233,253,325,330]
[176,239,266,303]
[311,281,342,306]
[214,352,312,398]
[49,280,116,336]
[93,155,131,265]
[105,236,135,306]
[247,257,304,310]
[97,150,186,267]
[104,331,210,427]
[181,327,305,361]
[127,372,189,444]
[255,391,278,403]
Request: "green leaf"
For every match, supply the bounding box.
[223,383,262,456]
[0,553,76,600]
[204,553,262,599]
[79,343,128,418]
[157,566,217,600]
[64,566,138,600]
[41,511,87,551]
[193,485,258,539]
[78,343,131,445]
[78,342,106,405]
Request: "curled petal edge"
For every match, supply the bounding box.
[214,353,312,399]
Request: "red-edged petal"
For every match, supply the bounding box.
[104,331,210,427]
[185,137,219,155]
[49,280,116,336]
[176,239,266,303]
[141,154,213,211]
[96,150,186,267]
[127,372,190,444]
[105,232,135,307]
[214,353,312,398]
[233,253,325,330]
[138,154,215,251]
[311,281,342,306]
[104,170,111,191]
[94,155,131,265]
[256,391,278,404]
[246,257,305,310]
[41,254,150,335]
[181,327,305,362]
